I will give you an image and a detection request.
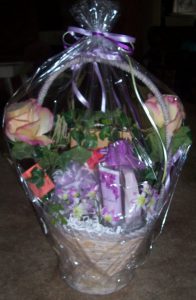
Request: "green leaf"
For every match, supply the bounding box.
[93,111,105,122]
[48,203,64,213]
[99,126,111,140]
[58,146,92,169]
[141,168,157,183]
[42,194,51,202]
[82,134,98,149]
[28,168,45,188]
[145,128,165,162]
[31,168,44,177]
[11,142,34,160]
[48,203,67,225]
[51,219,57,225]
[118,112,132,128]
[111,108,121,120]
[34,147,44,159]
[37,147,59,171]
[59,215,67,225]
[70,129,84,145]
[110,129,120,142]
[81,114,95,128]
[131,124,141,139]
[100,117,112,126]
[171,126,192,154]
[63,111,75,128]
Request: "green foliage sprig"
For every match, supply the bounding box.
[64,108,132,148]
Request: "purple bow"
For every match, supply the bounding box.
[63,26,135,54]
[104,140,145,169]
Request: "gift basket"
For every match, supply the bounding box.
[2,0,192,295]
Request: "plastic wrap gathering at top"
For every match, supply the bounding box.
[3,1,191,243]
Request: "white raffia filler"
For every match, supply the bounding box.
[64,214,123,235]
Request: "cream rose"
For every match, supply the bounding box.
[5,98,54,146]
[145,95,185,135]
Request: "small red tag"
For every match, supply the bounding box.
[87,150,104,169]
[22,163,55,198]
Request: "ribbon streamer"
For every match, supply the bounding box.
[164,148,184,193]
[71,62,106,111]
[63,26,135,111]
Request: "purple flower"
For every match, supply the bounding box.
[52,162,100,219]
[101,207,121,223]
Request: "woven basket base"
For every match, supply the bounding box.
[47,221,150,295]
[62,269,134,295]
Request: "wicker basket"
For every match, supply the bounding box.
[47,220,152,295]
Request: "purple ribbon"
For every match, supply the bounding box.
[63,26,135,111]
[164,149,184,193]
[72,62,106,111]
[63,26,135,54]
[94,62,106,112]
[72,64,90,109]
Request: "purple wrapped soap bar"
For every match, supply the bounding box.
[99,140,146,226]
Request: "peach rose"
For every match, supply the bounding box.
[145,95,185,135]
[5,98,54,145]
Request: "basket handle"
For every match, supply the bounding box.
[37,55,171,181]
